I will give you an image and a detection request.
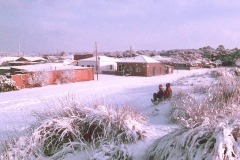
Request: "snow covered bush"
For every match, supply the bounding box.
[27,71,50,87]
[91,141,132,160]
[231,67,240,76]
[210,68,235,78]
[143,121,240,160]
[1,97,147,159]
[0,75,17,92]
[0,136,42,160]
[193,85,208,94]
[170,74,240,129]
[54,69,75,84]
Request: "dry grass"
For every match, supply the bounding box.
[143,121,240,160]
[170,71,240,129]
[1,96,147,159]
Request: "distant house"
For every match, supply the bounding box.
[74,54,95,60]
[77,56,120,74]
[0,57,19,66]
[0,66,11,76]
[116,55,168,77]
[173,63,201,70]
[63,59,77,65]
[8,56,46,66]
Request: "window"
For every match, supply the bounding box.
[165,67,168,73]
[92,65,94,68]
[135,67,141,72]
[87,65,90,67]
[118,64,125,72]
[81,65,84,67]
[110,65,113,70]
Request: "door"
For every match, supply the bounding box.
[153,67,156,76]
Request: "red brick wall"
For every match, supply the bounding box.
[11,74,28,89]
[146,63,166,77]
[116,62,166,77]
[11,68,94,89]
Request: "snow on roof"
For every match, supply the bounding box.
[0,67,11,70]
[120,55,160,63]
[79,56,121,62]
[63,55,73,60]
[21,57,46,61]
[63,59,77,65]
[153,55,172,61]
[10,63,82,72]
[0,56,19,62]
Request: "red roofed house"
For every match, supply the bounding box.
[116,55,170,77]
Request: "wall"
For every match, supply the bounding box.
[146,63,166,77]
[11,74,28,89]
[11,68,94,89]
[116,62,166,77]
[165,66,174,74]
[99,61,118,73]
[78,60,118,74]
[78,61,96,72]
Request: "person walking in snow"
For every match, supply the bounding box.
[152,84,165,102]
[164,83,172,99]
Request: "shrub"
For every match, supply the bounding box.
[27,71,50,87]
[193,85,208,94]
[143,121,240,160]
[0,136,40,160]
[1,98,147,159]
[170,73,240,129]
[91,140,132,160]
[0,75,18,92]
[54,69,75,84]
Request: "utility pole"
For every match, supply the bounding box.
[130,45,132,57]
[95,42,98,81]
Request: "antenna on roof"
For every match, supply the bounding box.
[18,41,21,56]
[18,41,24,57]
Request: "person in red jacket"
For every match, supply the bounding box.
[164,83,172,99]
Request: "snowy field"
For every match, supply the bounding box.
[0,68,218,159]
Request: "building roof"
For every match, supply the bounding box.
[10,63,83,72]
[119,55,160,63]
[0,57,19,65]
[17,56,46,62]
[152,55,172,61]
[78,56,121,62]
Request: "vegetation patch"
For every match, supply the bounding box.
[0,75,18,92]
[143,69,240,160]
[0,98,147,159]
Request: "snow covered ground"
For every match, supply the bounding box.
[0,68,217,159]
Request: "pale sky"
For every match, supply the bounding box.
[1,0,240,54]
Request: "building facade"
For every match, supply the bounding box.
[116,55,168,77]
